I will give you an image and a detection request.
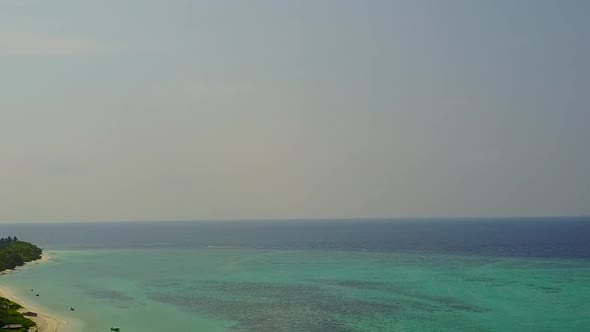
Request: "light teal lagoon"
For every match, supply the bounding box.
[2,248,590,332]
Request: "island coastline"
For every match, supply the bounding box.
[0,253,69,332]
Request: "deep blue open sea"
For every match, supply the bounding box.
[2,217,590,258]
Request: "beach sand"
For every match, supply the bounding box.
[0,253,68,332]
[0,252,53,276]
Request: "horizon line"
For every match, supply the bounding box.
[1,215,589,225]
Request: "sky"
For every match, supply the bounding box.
[1,0,589,223]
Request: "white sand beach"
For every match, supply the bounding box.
[0,253,68,332]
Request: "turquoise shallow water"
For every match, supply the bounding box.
[2,248,590,331]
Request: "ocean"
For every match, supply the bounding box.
[1,218,590,331]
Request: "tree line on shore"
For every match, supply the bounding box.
[0,237,42,272]
[0,297,36,331]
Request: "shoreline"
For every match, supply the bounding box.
[0,252,69,332]
[0,252,53,276]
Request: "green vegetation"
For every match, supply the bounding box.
[0,297,36,331]
[0,237,42,272]
[0,237,42,330]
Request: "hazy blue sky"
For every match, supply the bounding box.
[1,0,589,222]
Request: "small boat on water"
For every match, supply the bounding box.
[110,328,120,331]
[35,294,39,297]
[70,307,75,311]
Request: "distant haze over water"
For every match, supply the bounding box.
[2,1,590,222]
[3,217,590,258]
